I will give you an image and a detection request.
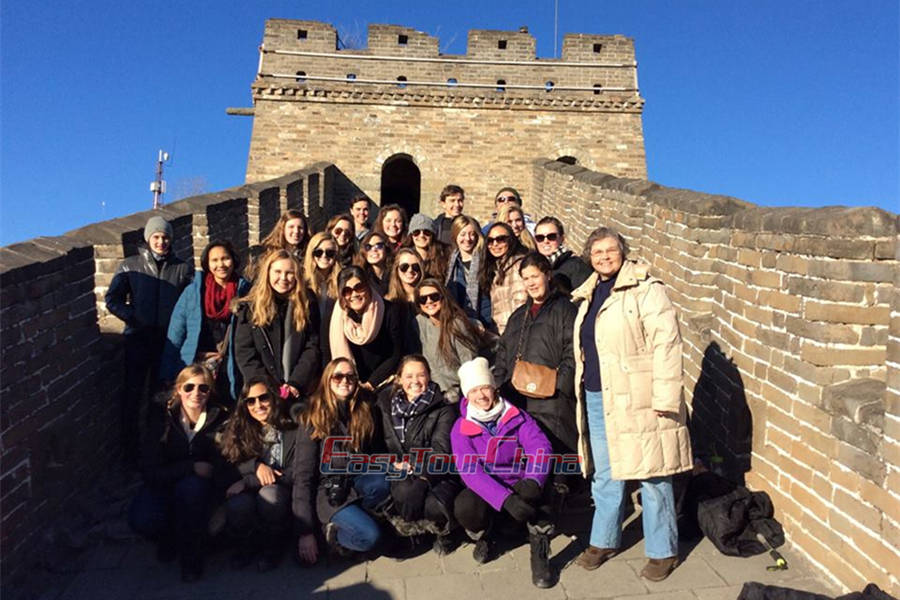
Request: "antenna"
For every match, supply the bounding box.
[150,149,170,209]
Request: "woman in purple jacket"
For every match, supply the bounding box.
[450,357,555,588]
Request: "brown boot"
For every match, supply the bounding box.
[574,545,617,570]
[640,556,680,581]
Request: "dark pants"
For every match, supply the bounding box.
[225,483,291,539]
[122,329,165,462]
[129,475,213,563]
[390,477,455,530]
[454,479,557,536]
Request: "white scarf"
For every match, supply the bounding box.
[467,397,506,424]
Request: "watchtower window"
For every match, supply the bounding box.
[593,83,602,95]
[545,81,555,92]
[296,71,307,83]
[347,73,357,81]
[298,29,308,40]
[397,76,407,88]
[398,34,408,45]
[496,79,506,92]
[593,43,602,53]
[447,78,458,87]
[498,40,507,50]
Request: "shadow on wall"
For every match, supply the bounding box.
[690,341,753,485]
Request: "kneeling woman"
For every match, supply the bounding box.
[450,358,556,588]
[219,376,298,571]
[377,355,460,554]
[293,359,390,563]
[129,365,228,582]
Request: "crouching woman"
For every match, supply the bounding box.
[292,358,390,563]
[450,357,556,588]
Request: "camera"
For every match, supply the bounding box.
[321,475,351,507]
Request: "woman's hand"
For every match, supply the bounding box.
[287,384,301,398]
[256,463,282,486]
[297,533,319,564]
[193,461,214,478]
[359,381,375,392]
[226,480,245,497]
[200,351,222,361]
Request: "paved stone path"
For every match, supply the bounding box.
[31,490,840,600]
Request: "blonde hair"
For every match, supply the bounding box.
[450,215,484,254]
[237,250,310,331]
[497,205,536,251]
[300,359,374,452]
[303,232,339,299]
[169,364,216,409]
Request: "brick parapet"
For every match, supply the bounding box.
[531,159,899,595]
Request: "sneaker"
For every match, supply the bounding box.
[640,556,680,581]
[432,534,455,556]
[472,537,494,564]
[574,545,618,570]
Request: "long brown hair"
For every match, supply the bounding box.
[374,204,408,244]
[385,248,423,303]
[354,231,391,276]
[299,359,374,452]
[414,278,483,367]
[218,376,296,464]
[261,209,308,253]
[236,249,310,331]
[304,232,339,299]
[479,222,526,291]
[169,364,216,409]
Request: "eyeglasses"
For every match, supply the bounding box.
[364,242,385,251]
[341,282,368,297]
[496,195,517,203]
[245,393,271,406]
[332,227,350,237]
[590,248,621,258]
[398,262,421,274]
[412,230,433,238]
[312,248,337,259]
[534,233,559,243]
[182,383,210,394]
[417,292,442,305]
[331,372,358,384]
[486,234,511,245]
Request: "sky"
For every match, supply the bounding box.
[1,0,897,245]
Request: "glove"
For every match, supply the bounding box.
[502,493,536,523]
[392,477,429,521]
[513,479,541,502]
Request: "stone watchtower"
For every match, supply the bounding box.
[245,19,645,220]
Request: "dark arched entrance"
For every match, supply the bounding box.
[380,154,420,215]
[557,155,578,165]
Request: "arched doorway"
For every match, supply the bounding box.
[557,155,578,165]
[380,154,420,215]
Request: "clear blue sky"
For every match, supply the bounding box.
[2,0,897,245]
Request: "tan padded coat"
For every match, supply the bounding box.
[571,260,693,480]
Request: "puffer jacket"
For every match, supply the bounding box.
[489,255,527,335]
[160,273,251,398]
[493,290,578,453]
[550,250,592,296]
[450,398,552,511]
[571,260,692,480]
[105,246,193,335]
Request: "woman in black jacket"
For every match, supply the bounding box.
[293,358,390,563]
[377,355,461,554]
[493,252,578,455]
[234,250,321,403]
[219,376,298,571]
[329,266,406,391]
[128,364,229,582]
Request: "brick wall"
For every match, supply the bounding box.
[531,159,899,595]
[0,163,342,588]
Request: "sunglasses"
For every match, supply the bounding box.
[182,383,210,394]
[417,292,442,305]
[331,372,358,384]
[341,282,368,297]
[487,234,511,245]
[398,262,421,274]
[245,393,271,406]
[534,233,559,243]
[496,195,517,203]
[332,227,350,237]
[312,248,337,259]
[364,242,385,251]
[412,230,433,237]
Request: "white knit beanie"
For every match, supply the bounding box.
[457,357,493,398]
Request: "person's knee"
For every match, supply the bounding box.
[454,490,489,532]
[175,475,212,506]
[129,490,168,538]
[257,485,291,523]
[424,494,449,527]
[356,474,390,506]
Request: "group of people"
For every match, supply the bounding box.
[106,184,692,587]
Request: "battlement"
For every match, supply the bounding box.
[257,19,638,96]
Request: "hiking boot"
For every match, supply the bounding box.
[432,533,455,556]
[324,522,353,558]
[527,523,555,588]
[574,545,618,570]
[640,556,680,581]
[472,537,494,564]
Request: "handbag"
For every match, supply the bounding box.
[510,309,557,398]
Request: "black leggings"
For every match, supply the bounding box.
[390,477,452,528]
[453,478,562,535]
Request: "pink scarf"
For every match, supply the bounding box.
[329,291,385,363]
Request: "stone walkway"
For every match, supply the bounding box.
[29,491,841,600]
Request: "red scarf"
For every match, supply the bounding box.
[203,272,238,321]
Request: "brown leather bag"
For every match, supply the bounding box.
[510,309,557,398]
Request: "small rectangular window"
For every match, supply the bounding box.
[498,40,507,50]
[398,34,408,45]
[298,29,308,40]
[593,43,602,53]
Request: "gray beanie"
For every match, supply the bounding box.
[144,216,173,242]
[408,213,436,234]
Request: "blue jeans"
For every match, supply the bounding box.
[129,475,213,559]
[329,473,390,552]
[585,390,677,559]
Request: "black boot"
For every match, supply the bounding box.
[466,529,494,564]
[526,522,554,588]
